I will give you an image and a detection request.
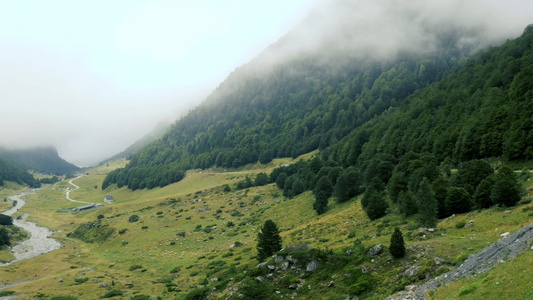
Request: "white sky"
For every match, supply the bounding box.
[0,0,319,166]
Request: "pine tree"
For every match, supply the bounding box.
[313,176,333,214]
[257,220,282,261]
[389,227,405,258]
[416,178,438,228]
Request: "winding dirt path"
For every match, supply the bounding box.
[64,175,92,204]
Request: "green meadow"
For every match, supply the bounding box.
[0,156,532,299]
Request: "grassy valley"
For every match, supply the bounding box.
[0,156,531,299]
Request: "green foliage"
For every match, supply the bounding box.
[254,172,270,186]
[51,296,77,300]
[445,187,471,215]
[0,157,40,187]
[0,214,13,226]
[362,187,388,220]
[335,167,363,202]
[66,220,115,243]
[102,290,124,298]
[0,227,10,246]
[257,220,282,261]
[491,178,521,207]
[473,178,495,209]
[416,178,438,228]
[239,277,272,300]
[129,264,143,271]
[0,147,79,175]
[389,227,406,258]
[128,215,140,223]
[74,277,89,284]
[313,176,333,214]
[130,295,150,300]
[0,291,15,297]
[184,287,210,300]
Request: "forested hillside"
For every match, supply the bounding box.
[0,157,40,188]
[103,20,498,190]
[0,147,79,175]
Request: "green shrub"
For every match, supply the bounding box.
[102,290,124,298]
[119,228,127,234]
[0,291,15,297]
[74,277,89,284]
[130,264,143,271]
[458,283,478,296]
[51,296,77,300]
[170,266,180,274]
[128,215,139,223]
[455,220,466,229]
[130,295,150,300]
[184,287,210,300]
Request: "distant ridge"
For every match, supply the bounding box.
[0,146,80,175]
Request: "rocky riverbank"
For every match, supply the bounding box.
[0,191,61,267]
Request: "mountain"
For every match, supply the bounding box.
[103,1,529,191]
[0,157,40,188]
[0,146,80,175]
[101,121,171,163]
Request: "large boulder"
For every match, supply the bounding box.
[404,265,421,277]
[368,244,383,256]
[306,260,319,273]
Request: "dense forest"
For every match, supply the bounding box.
[104,20,532,202]
[0,147,79,175]
[102,26,488,191]
[0,157,40,188]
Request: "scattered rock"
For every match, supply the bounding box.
[368,244,383,255]
[306,260,319,273]
[287,255,298,264]
[501,232,510,238]
[124,282,133,286]
[266,273,274,280]
[274,255,284,264]
[346,249,353,256]
[211,277,218,282]
[99,282,109,288]
[405,285,417,291]
[434,257,443,265]
[255,276,264,283]
[328,280,335,288]
[404,265,421,277]
[464,223,474,228]
[268,265,276,271]
[281,261,290,271]
[288,284,296,290]
[362,267,370,274]
[257,262,268,269]
[428,228,436,233]
[58,279,64,283]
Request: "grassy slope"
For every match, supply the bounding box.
[0,156,531,299]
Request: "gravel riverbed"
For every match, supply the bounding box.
[0,191,61,267]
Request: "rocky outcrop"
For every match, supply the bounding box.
[389,223,533,300]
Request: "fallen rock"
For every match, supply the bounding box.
[268,265,276,271]
[274,255,284,264]
[328,280,335,288]
[346,249,353,256]
[306,260,319,273]
[211,277,218,282]
[368,244,383,256]
[288,284,297,290]
[255,276,264,283]
[501,232,510,238]
[99,282,109,288]
[281,261,290,271]
[404,266,421,277]
[464,223,474,228]
[266,273,274,280]
[257,262,268,269]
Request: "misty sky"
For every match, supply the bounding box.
[1,0,532,167]
[0,0,319,166]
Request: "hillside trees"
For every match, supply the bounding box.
[257,220,282,261]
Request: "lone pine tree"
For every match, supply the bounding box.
[389,227,406,259]
[257,219,282,261]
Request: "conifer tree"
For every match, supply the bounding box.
[416,178,438,228]
[389,227,405,258]
[313,176,333,214]
[257,220,282,261]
